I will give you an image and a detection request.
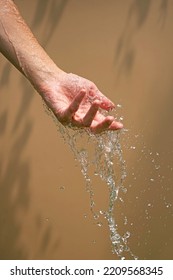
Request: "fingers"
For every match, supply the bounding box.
[61,88,123,133]
[82,100,100,127]
[62,90,86,122]
[68,90,86,114]
[99,98,115,111]
[91,116,114,133]
[95,90,115,111]
[90,116,123,134]
[109,120,123,130]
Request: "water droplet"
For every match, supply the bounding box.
[111,233,121,244]
[155,165,160,170]
[124,216,128,225]
[165,203,172,208]
[130,146,136,150]
[123,231,131,239]
[122,187,127,193]
[90,201,95,208]
[86,178,91,182]
[93,213,99,220]
[97,222,103,227]
[105,147,111,153]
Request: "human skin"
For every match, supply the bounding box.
[0,0,123,133]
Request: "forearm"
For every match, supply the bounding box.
[0,0,64,94]
[0,0,123,132]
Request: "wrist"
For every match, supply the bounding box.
[31,64,67,101]
[26,59,66,97]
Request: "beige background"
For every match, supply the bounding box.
[0,0,173,259]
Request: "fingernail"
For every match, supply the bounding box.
[117,122,123,129]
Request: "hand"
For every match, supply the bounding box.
[41,72,123,133]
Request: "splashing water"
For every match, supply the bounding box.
[43,102,137,259]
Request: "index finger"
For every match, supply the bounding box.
[96,90,115,111]
[63,90,86,121]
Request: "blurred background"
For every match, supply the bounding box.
[0,0,172,259]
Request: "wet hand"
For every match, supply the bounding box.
[42,73,123,133]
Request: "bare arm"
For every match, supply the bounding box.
[0,0,63,90]
[0,0,123,133]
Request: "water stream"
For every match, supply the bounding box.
[44,102,137,259]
